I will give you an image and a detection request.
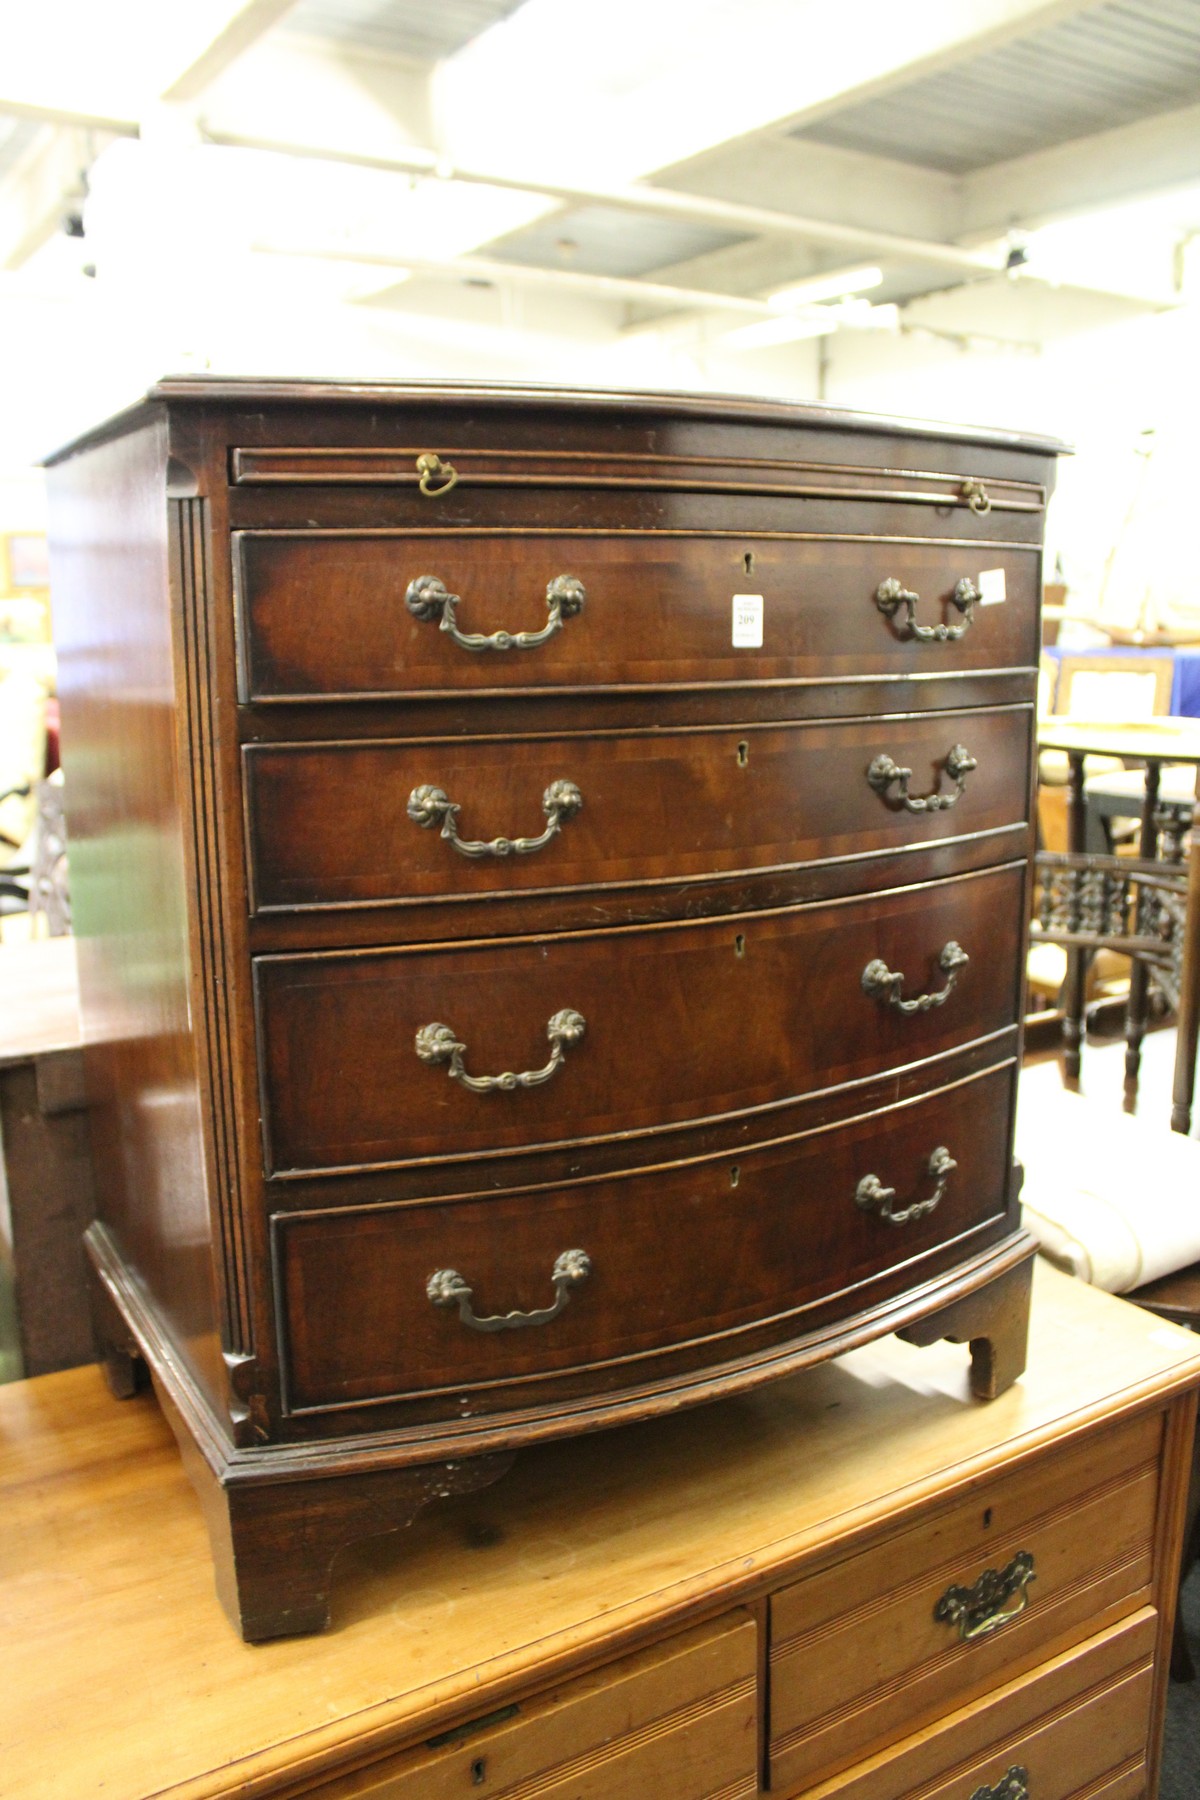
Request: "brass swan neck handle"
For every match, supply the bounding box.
[405,573,585,651]
[415,1009,586,1094]
[407,779,583,858]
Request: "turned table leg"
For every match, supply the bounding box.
[1061,751,1088,1085]
[1124,759,1161,1100]
[1171,763,1200,1135]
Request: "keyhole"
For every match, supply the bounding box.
[735,933,746,958]
[737,740,749,767]
[471,1757,487,1785]
[982,1508,993,1529]
[743,551,755,576]
[730,1165,740,1188]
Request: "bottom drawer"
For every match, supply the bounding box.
[797,1608,1156,1800]
[307,1611,758,1799]
[276,1062,1015,1414]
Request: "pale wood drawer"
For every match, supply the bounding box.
[796,1607,1156,1800]
[769,1411,1161,1793]
[304,1612,758,1799]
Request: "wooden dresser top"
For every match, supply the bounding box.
[2,1262,1196,1800]
[43,375,1070,464]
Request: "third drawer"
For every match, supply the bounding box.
[255,862,1025,1177]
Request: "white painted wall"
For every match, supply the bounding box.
[819,279,1200,628]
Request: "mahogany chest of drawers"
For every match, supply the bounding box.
[47,379,1064,1640]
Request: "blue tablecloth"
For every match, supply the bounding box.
[1046,643,1200,718]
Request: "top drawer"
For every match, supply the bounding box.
[233,532,1039,703]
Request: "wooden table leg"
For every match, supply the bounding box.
[1125,758,1161,1099]
[1170,764,1200,1134]
[0,1048,95,1375]
[1062,751,1088,1084]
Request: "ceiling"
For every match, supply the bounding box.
[793,0,1200,174]
[283,0,526,63]
[0,0,1196,430]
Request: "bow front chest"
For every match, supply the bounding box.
[47,380,1063,1639]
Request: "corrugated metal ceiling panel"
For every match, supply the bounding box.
[793,0,1200,173]
[283,0,526,63]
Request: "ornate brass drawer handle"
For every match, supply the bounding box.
[875,576,980,642]
[936,1552,1036,1642]
[867,743,977,812]
[415,1009,586,1093]
[405,573,585,652]
[427,1248,592,1333]
[407,779,583,859]
[856,1146,956,1226]
[415,452,459,497]
[969,1772,1027,1800]
[862,941,969,1014]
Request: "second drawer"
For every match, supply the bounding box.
[242,707,1032,913]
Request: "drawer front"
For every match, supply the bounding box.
[256,863,1024,1176]
[274,1061,1014,1413]
[244,707,1032,913]
[303,1612,758,1800]
[234,532,1038,702]
[769,1411,1161,1794]
[797,1609,1156,1800]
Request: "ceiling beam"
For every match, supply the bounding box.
[0,127,97,270]
[252,237,842,327]
[960,101,1200,240]
[207,127,1001,276]
[0,0,304,132]
[162,0,304,102]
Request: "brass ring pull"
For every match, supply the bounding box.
[407,779,583,859]
[970,1772,1028,1800]
[855,1146,956,1226]
[875,576,980,642]
[427,1249,592,1333]
[405,573,585,651]
[415,1008,586,1093]
[862,942,969,1014]
[936,1552,1036,1642]
[415,452,459,497]
[868,743,977,812]
[960,477,993,515]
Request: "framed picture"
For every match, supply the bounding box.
[3,532,50,591]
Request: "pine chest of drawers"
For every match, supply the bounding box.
[47,379,1064,1640]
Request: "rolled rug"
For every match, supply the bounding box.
[1015,1084,1200,1293]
